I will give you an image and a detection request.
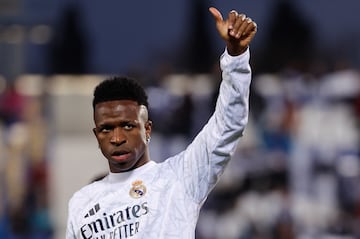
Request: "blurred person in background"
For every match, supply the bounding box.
[66,6,256,239]
[0,82,26,127]
[0,80,53,238]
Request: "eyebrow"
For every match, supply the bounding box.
[98,119,139,127]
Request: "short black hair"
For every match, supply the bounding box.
[92,76,149,109]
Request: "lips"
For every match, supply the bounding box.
[111,150,131,162]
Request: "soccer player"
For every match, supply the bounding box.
[66,6,257,239]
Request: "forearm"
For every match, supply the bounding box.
[213,47,251,141]
[175,48,252,202]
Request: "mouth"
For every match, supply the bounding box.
[111,150,131,162]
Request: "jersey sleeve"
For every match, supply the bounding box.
[167,48,252,203]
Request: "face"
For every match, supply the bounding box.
[93,100,152,173]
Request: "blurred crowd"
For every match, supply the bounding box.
[0,80,52,238]
[194,61,360,239]
[0,53,360,239]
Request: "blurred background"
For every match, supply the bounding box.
[0,0,360,238]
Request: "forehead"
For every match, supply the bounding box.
[94,100,147,122]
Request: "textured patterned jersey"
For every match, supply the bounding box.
[66,48,252,239]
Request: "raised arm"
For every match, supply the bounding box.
[167,7,257,203]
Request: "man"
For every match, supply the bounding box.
[66,6,257,239]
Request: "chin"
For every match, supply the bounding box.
[109,161,135,173]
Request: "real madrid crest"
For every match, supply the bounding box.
[129,180,147,198]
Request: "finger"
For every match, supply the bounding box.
[243,20,257,37]
[228,10,238,30]
[209,7,223,23]
[237,17,252,38]
[230,14,246,38]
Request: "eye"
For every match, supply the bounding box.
[123,123,135,130]
[98,125,113,133]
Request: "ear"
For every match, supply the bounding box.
[145,120,152,137]
[93,128,101,148]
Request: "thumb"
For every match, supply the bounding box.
[209,7,223,23]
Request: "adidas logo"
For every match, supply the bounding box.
[84,203,100,218]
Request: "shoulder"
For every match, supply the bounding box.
[158,152,188,177]
[68,180,105,209]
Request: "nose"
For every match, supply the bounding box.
[110,127,126,145]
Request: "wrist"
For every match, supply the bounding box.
[226,45,248,56]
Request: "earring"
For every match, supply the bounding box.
[146,136,151,143]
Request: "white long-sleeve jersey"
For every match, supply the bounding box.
[66,48,252,239]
